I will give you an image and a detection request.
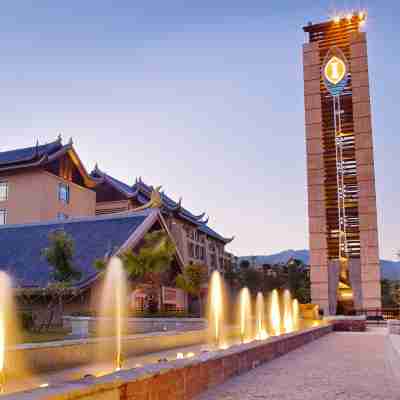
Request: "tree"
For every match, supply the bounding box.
[286,259,310,303]
[39,230,82,331]
[224,263,241,291]
[95,230,176,312]
[381,279,396,307]
[239,267,263,295]
[176,263,207,316]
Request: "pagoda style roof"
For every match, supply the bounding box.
[0,137,66,169]
[91,168,233,244]
[0,209,184,289]
[0,136,99,188]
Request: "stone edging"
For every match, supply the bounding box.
[5,324,332,400]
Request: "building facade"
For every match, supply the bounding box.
[0,138,233,276]
[303,13,381,315]
[91,168,233,274]
[0,137,97,225]
[0,209,188,317]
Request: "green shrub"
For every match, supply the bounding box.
[20,311,35,331]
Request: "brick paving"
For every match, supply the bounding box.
[197,330,400,400]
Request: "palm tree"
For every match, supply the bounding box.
[176,263,207,316]
[95,230,176,312]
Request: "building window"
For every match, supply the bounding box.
[0,182,8,201]
[188,242,194,258]
[210,254,216,268]
[58,183,70,204]
[57,212,69,220]
[199,246,205,260]
[0,209,6,225]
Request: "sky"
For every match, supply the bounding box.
[0,1,399,260]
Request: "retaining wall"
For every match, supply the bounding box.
[6,324,332,400]
[7,329,207,377]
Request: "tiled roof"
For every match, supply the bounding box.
[198,224,228,243]
[0,139,64,167]
[0,213,147,288]
[91,170,232,243]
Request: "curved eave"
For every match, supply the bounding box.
[0,154,48,172]
[222,236,235,245]
[66,147,101,189]
[93,170,140,198]
[0,138,61,168]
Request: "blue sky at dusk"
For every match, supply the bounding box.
[1,1,399,259]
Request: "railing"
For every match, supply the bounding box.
[353,308,400,324]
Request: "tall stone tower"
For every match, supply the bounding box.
[302,13,381,315]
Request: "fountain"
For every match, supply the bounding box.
[97,257,128,371]
[255,292,268,340]
[270,289,281,336]
[208,270,224,347]
[283,290,294,333]
[0,274,6,393]
[0,271,29,393]
[238,287,252,343]
[292,298,300,330]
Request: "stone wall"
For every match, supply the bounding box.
[9,324,332,400]
[325,316,366,332]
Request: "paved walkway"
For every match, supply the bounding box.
[197,329,400,400]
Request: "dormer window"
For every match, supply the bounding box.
[58,183,70,204]
[0,182,8,201]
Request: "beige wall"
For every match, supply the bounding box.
[303,41,330,315]
[350,31,381,309]
[166,216,225,275]
[0,169,96,225]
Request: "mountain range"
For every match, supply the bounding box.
[239,250,400,280]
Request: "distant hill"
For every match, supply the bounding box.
[239,249,400,280]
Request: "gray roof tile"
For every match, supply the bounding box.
[0,214,147,288]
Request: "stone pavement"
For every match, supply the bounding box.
[197,329,400,400]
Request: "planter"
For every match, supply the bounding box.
[63,316,208,337]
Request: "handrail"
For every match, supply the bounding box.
[353,308,400,323]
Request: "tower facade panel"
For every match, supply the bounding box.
[303,15,381,315]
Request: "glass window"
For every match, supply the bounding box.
[188,242,194,258]
[57,212,69,220]
[58,183,70,204]
[0,209,6,225]
[200,246,205,260]
[0,182,8,201]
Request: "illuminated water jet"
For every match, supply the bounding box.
[0,307,5,392]
[292,298,300,330]
[0,272,12,392]
[208,271,224,347]
[270,289,281,336]
[97,257,127,371]
[283,290,294,333]
[239,287,252,343]
[255,292,268,340]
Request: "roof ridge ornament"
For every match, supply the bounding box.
[132,186,163,211]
